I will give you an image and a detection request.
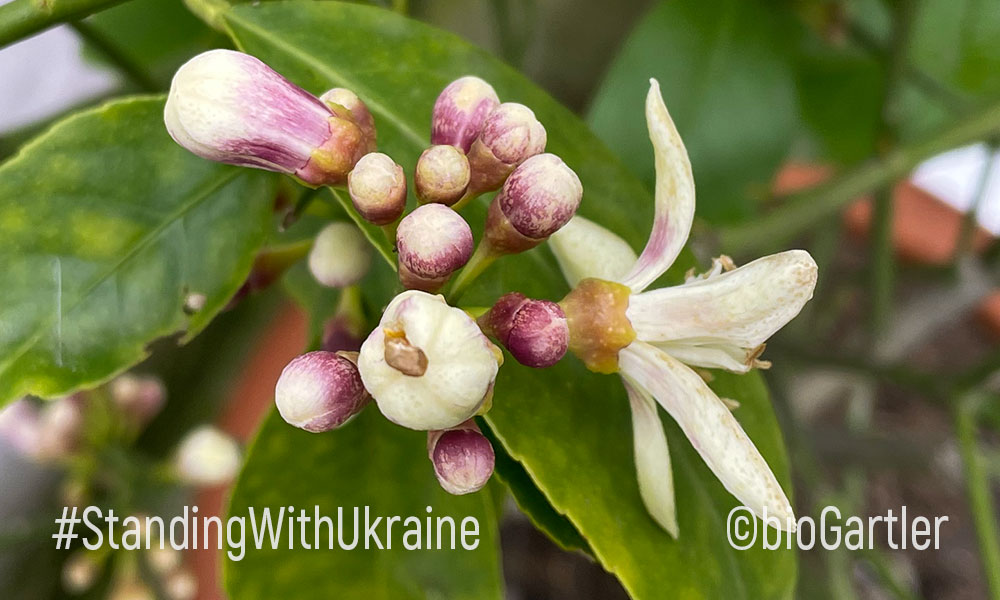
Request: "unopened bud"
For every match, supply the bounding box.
[320,87,377,153]
[358,291,501,430]
[396,205,473,292]
[62,551,100,593]
[163,570,197,600]
[37,396,84,460]
[111,374,166,429]
[347,152,406,225]
[484,153,581,254]
[175,425,241,486]
[431,76,500,153]
[467,102,546,194]
[480,293,568,367]
[414,145,470,206]
[275,351,369,432]
[308,222,373,288]
[165,50,365,186]
[427,420,495,495]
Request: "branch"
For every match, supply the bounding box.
[715,97,1000,254]
[0,0,126,47]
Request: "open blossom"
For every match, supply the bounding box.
[358,291,502,431]
[164,50,366,186]
[550,80,817,536]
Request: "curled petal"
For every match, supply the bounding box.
[623,378,678,537]
[618,341,794,529]
[548,216,637,287]
[651,342,760,374]
[627,250,818,353]
[620,79,696,293]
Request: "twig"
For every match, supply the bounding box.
[0,0,127,47]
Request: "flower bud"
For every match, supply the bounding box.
[396,205,473,292]
[431,76,501,153]
[427,420,495,495]
[480,293,568,368]
[347,152,406,225]
[110,374,166,429]
[484,153,582,254]
[62,552,100,593]
[414,145,471,206]
[0,399,41,457]
[320,87,377,153]
[308,222,373,287]
[358,291,501,430]
[175,425,241,487]
[36,396,84,460]
[275,351,369,432]
[165,50,365,186]
[467,102,546,194]
[163,570,197,600]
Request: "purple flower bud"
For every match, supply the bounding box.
[308,222,373,288]
[414,145,471,206]
[275,351,369,433]
[164,50,365,186]
[347,152,406,225]
[396,205,474,292]
[427,420,495,495]
[480,293,568,367]
[110,374,166,429]
[431,76,500,153]
[467,102,546,194]
[484,153,582,254]
[320,87,377,153]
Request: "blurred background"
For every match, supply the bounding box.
[3,0,1000,598]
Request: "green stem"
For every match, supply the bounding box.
[70,20,158,92]
[870,188,895,337]
[954,144,998,263]
[447,242,499,303]
[449,189,481,213]
[715,97,1000,254]
[955,393,1000,600]
[0,0,127,47]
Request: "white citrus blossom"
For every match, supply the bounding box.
[550,79,817,536]
[358,291,502,430]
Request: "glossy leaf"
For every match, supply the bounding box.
[0,97,277,405]
[223,2,796,597]
[225,408,505,600]
[587,0,800,224]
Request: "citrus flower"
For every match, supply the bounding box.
[549,79,817,536]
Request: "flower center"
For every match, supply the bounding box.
[559,278,636,374]
[384,332,428,376]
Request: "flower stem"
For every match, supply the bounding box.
[449,189,480,213]
[447,242,498,303]
[0,0,128,47]
[715,97,1000,254]
[955,392,1000,600]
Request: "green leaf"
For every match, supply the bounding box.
[0,97,277,406]
[225,408,505,600]
[587,0,800,224]
[223,2,796,597]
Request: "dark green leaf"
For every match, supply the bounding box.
[223,3,796,597]
[587,0,800,223]
[0,97,277,405]
[225,408,505,600]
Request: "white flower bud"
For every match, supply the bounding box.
[415,145,471,206]
[320,87,377,153]
[175,425,241,486]
[347,152,406,225]
[467,102,546,194]
[431,76,500,153]
[275,351,369,432]
[358,291,501,430]
[308,222,373,288]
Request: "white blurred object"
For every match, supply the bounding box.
[912,143,1000,234]
[174,425,241,486]
[0,23,118,132]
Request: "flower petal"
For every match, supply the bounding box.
[623,377,679,537]
[620,79,696,293]
[651,342,754,373]
[548,215,637,287]
[619,341,795,529]
[627,250,818,350]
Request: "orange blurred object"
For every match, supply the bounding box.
[192,303,308,600]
